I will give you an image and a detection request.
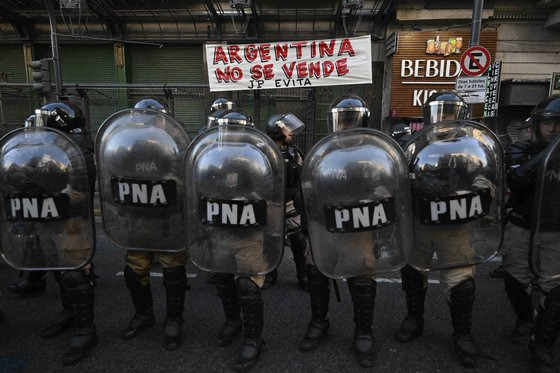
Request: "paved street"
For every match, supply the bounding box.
[0,222,558,373]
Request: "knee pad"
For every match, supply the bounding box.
[162,266,187,286]
[348,277,376,297]
[61,270,89,293]
[288,231,307,253]
[401,265,426,292]
[236,277,260,298]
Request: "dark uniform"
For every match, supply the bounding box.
[503,94,560,373]
[11,102,98,366]
[264,113,309,289]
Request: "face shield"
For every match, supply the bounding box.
[275,114,305,136]
[327,108,369,133]
[423,102,470,126]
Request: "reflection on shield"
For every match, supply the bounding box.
[531,135,560,281]
[301,128,413,279]
[0,127,94,270]
[185,125,285,276]
[96,109,190,252]
[405,120,504,271]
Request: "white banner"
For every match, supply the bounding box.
[205,35,372,92]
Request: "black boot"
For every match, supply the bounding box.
[261,269,277,290]
[348,277,376,368]
[163,266,187,351]
[121,265,155,340]
[234,278,264,372]
[448,278,478,368]
[529,286,560,373]
[7,271,47,297]
[299,265,330,352]
[40,273,74,339]
[504,272,535,345]
[216,273,242,347]
[61,270,98,366]
[288,230,308,289]
[0,307,4,323]
[395,265,426,343]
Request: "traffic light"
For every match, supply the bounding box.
[29,59,51,94]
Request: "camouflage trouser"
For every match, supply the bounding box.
[411,224,476,294]
[126,250,189,286]
[503,222,560,294]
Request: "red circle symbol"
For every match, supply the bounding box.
[460,46,491,76]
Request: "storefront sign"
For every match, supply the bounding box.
[389,31,497,118]
[386,32,398,57]
[205,35,372,92]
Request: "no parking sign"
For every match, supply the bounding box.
[460,46,491,76]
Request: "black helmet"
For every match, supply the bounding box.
[327,95,370,132]
[36,102,85,131]
[216,110,254,126]
[134,98,171,115]
[211,98,235,112]
[207,108,227,129]
[265,113,305,142]
[531,94,560,144]
[423,90,470,126]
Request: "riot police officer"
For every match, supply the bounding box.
[299,95,381,368]
[395,91,491,368]
[108,98,189,351]
[207,97,235,129]
[264,113,308,289]
[503,94,560,373]
[0,101,98,366]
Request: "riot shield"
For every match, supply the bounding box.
[0,127,94,270]
[185,125,285,275]
[530,135,560,281]
[405,120,503,271]
[96,109,190,252]
[301,128,413,279]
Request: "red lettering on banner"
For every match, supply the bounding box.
[245,45,258,63]
[311,42,317,58]
[319,40,335,57]
[250,64,274,80]
[338,39,355,56]
[296,62,308,78]
[290,42,307,59]
[227,45,242,63]
[335,58,349,76]
[308,61,321,78]
[215,66,243,82]
[323,61,335,77]
[282,62,296,78]
[275,44,288,61]
[259,44,271,62]
[213,46,228,64]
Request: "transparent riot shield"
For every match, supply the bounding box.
[405,120,503,271]
[301,128,413,279]
[185,125,285,275]
[0,127,95,270]
[96,109,190,252]
[531,135,560,281]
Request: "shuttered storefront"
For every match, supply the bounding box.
[128,44,206,133]
[0,45,32,131]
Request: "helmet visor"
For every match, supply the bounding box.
[276,114,305,136]
[423,102,469,126]
[327,108,369,132]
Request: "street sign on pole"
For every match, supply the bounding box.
[484,61,502,118]
[456,76,487,104]
[550,72,560,96]
[460,46,491,76]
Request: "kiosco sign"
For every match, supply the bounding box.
[389,31,497,118]
[205,35,372,92]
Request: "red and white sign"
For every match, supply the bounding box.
[459,46,491,76]
[205,35,372,92]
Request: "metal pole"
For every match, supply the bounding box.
[470,0,484,47]
[44,0,63,97]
